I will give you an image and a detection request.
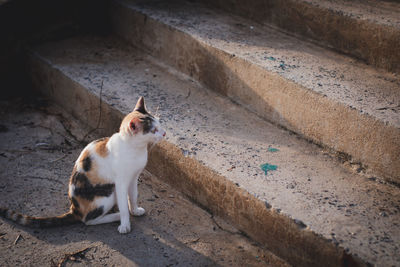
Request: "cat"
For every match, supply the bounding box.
[0,96,165,234]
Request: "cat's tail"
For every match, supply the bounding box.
[0,207,80,228]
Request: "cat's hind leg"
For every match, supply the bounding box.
[85,213,120,225]
[84,193,118,225]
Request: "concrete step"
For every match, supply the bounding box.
[192,0,400,74]
[109,0,400,183]
[27,35,400,266]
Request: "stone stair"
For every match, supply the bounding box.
[193,0,400,74]
[26,0,400,266]
[110,0,400,184]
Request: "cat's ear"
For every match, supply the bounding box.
[129,118,140,134]
[134,96,147,114]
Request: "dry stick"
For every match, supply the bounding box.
[210,215,239,235]
[184,237,200,244]
[13,234,22,245]
[50,154,68,163]
[2,149,33,154]
[55,246,92,267]
[82,80,104,141]
[186,87,191,99]
[45,111,83,145]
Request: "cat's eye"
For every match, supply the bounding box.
[151,128,158,134]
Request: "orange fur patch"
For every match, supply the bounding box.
[95,137,109,158]
[77,148,108,184]
[88,168,108,185]
[72,196,96,220]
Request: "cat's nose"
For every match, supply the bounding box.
[163,131,166,137]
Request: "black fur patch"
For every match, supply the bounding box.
[70,197,82,217]
[71,172,114,201]
[82,156,92,172]
[136,106,147,114]
[85,206,104,222]
[71,172,84,184]
[140,116,154,134]
[72,207,82,218]
[71,196,80,208]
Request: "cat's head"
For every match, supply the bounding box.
[120,97,166,144]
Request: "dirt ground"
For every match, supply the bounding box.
[0,95,287,267]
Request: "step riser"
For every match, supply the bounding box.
[110,2,400,183]
[27,51,363,267]
[196,0,400,74]
[147,142,359,267]
[28,53,123,137]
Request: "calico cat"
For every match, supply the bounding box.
[0,96,165,234]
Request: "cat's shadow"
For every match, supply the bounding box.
[16,217,220,266]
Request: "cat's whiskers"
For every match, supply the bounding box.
[154,105,160,118]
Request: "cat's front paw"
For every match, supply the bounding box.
[118,223,131,234]
[131,207,146,216]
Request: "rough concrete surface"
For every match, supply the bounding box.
[193,0,400,73]
[28,35,400,266]
[0,97,288,266]
[110,0,400,182]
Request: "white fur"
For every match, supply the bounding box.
[83,115,165,234]
[85,213,120,225]
[68,184,75,197]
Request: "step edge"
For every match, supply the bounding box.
[192,0,400,73]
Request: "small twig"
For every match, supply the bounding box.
[44,111,82,145]
[35,144,63,151]
[56,246,92,267]
[35,124,55,136]
[211,215,239,235]
[50,154,68,163]
[184,237,200,244]
[1,149,33,154]
[13,234,22,245]
[82,80,104,141]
